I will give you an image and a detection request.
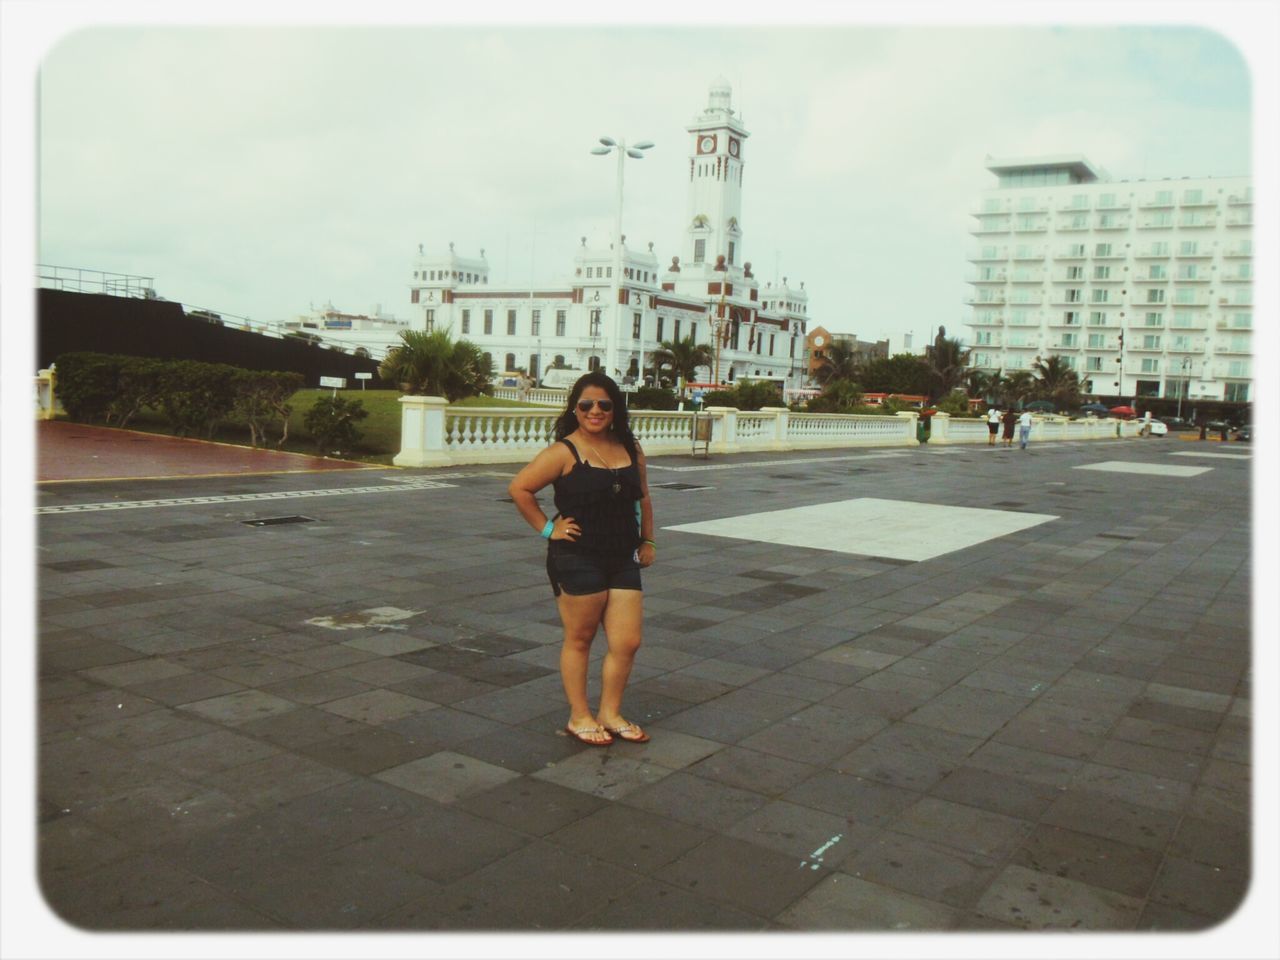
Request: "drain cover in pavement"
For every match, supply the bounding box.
[241,515,316,526]
[653,482,712,491]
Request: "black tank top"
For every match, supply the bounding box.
[549,438,642,557]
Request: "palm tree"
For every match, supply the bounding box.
[1031,354,1083,410]
[814,339,861,385]
[999,370,1036,407]
[379,328,494,401]
[651,336,713,389]
[924,330,970,402]
[965,368,1005,404]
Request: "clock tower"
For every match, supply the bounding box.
[684,79,749,280]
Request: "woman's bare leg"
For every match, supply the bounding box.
[556,590,609,737]
[596,588,644,729]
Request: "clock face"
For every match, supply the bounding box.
[728,138,739,157]
[814,335,825,347]
[698,134,716,155]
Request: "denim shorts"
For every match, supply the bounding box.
[547,548,642,597]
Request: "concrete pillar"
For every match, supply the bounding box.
[929,411,951,443]
[705,406,738,454]
[760,406,789,449]
[393,395,454,468]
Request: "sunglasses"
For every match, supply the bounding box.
[576,399,614,413]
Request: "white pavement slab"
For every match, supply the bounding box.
[1168,451,1251,460]
[1074,461,1212,477]
[664,497,1058,562]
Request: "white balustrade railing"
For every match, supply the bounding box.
[489,386,567,407]
[394,398,1145,467]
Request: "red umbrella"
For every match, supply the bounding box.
[1109,405,1136,418]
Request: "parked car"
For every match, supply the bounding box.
[1234,424,1252,442]
[1157,416,1194,431]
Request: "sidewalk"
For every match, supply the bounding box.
[34,436,1252,932]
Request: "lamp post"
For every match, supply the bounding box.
[590,136,653,382]
[1176,355,1192,420]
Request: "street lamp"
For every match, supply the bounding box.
[1176,356,1193,419]
[590,136,653,382]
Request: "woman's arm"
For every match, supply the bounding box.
[508,444,580,541]
[635,445,656,567]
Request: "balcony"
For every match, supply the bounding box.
[1169,296,1210,308]
[1125,362,1163,375]
[1086,318,1122,329]
[1055,248,1087,260]
[1133,246,1171,259]
[965,272,1007,284]
[1089,274,1124,283]
[1220,271,1253,283]
[1179,195,1217,208]
[1178,216,1217,228]
[965,295,1006,305]
[1168,317,1209,330]
[1057,200,1092,213]
[1095,218,1130,231]
[1164,339,1206,354]
[1221,246,1252,258]
[968,313,1005,325]
[1227,193,1253,206]
[1128,339,1164,352]
[1226,214,1253,227]
[1004,340,1041,350]
[973,220,1011,235]
[1056,220,1090,232]
[1175,248,1212,259]
[1048,294,1085,306]
[1217,319,1252,331]
[1173,273,1210,284]
[1139,196,1175,208]
[1095,198,1130,211]
[1092,249,1126,260]
[1047,317,1084,328]
[1132,274,1169,284]
[1211,363,1251,379]
[972,202,1010,215]
[1221,297,1252,308]
[1010,248,1046,260]
[1012,221,1048,233]
[1052,271,1088,283]
[1006,274,1044,284]
[1138,217,1175,229]
[967,248,1007,261]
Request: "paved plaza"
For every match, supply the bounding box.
[32,432,1254,934]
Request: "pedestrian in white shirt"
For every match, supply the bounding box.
[986,407,1000,446]
[1018,410,1033,450]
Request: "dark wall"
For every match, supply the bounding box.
[37,289,390,388]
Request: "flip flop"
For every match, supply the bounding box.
[564,723,613,746]
[602,720,649,743]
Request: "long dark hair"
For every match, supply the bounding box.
[554,371,639,460]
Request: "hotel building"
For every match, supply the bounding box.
[965,155,1253,404]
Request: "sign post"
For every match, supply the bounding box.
[354,372,372,392]
[319,376,346,399]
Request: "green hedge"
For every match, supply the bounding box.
[55,352,306,446]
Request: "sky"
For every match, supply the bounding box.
[32,20,1254,355]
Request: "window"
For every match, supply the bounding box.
[728,241,736,265]
[411,288,420,303]
[507,309,517,336]
[505,353,516,371]
[980,245,999,259]
[1230,313,1251,329]
[1067,244,1086,257]
[1066,266,1084,280]
[555,310,566,336]
[588,356,600,372]
[1144,312,1163,327]
[1093,265,1110,280]
[589,310,601,337]
[1176,264,1199,280]
[632,313,641,339]
[1174,288,1197,304]
[1140,358,1160,373]
[693,239,706,263]
[1149,264,1167,280]
[1010,309,1031,325]
[1086,356,1103,371]
[1070,194,1089,209]
[461,309,471,334]
[656,317,664,342]
[1149,211,1173,227]
[1142,335,1161,350]
[1224,382,1249,403]
[606,267,612,278]
[674,319,682,342]
[1183,188,1203,204]
[483,310,493,335]
[1091,289,1109,303]
[1146,289,1165,304]
[1070,214,1088,229]
[1227,361,1249,378]
[1089,311,1108,326]
[691,323,697,342]
[1094,243,1112,257]
[770,334,776,355]
[425,309,435,332]
[1060,333,1078,347]
[1065,289,1082,303]
[1088,333,1106,348]
[1179,241,1198,256]
[1099,193,1118,208]
[1171,336,1193,351]
[1063,311,1080,325]
[531,309,541,335]
[1155,190,1173,204]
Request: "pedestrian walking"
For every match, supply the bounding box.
[508,371,655,746]
[1002,408,1018,447]
[986,407,1000,446]
[517,372,532,402]
[1018,409,1033,450]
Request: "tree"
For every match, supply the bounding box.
[806,379,864,413]
[650,336,713,389]
[304,396,368,455]
[379,328,494,401]
[1031,355,1082,410]
[923,327,970,402]
[965,368,1005,404]
[860,353,935,395]
[233,370,305,448]
[813,339,861,385]
[999,370,1036,407]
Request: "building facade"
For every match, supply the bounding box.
[805,325,890,380]
[298,81,814,390]
[965,155,1253,403]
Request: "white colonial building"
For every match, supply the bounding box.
[299,81,813,389]
[965,155,1253,403]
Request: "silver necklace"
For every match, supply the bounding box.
[581,435,622,495]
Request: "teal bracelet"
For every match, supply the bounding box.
[540,519,555,539]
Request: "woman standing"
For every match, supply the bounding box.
[1001,407,1018,447]
[508,372,656,746]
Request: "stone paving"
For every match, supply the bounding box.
[33,435,1253,933]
